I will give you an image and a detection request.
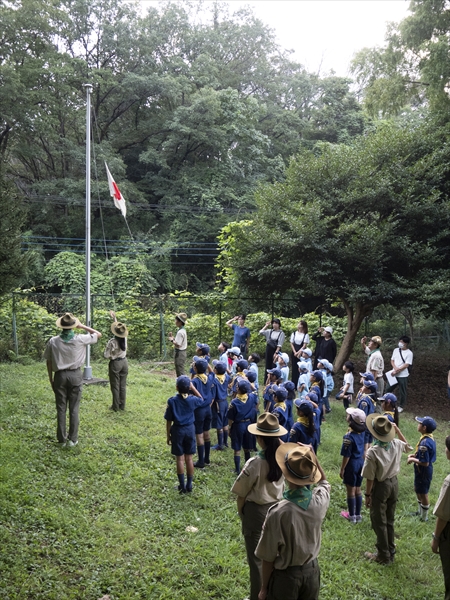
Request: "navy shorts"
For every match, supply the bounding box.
[343,460,363,487]
[214,400,228,430]
[171,424,196,456]
[414,465,433,494]
[230,421,254,451]
[194,405,212,434]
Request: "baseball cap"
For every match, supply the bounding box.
[415,416,437,432]
[267,367,282,378]
[346,407,366,424]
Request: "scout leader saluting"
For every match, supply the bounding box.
[231,412,287,600]
[104,310,128,412]
[407,415,437,522]
[44,312,102,447]
[168,312,188,376]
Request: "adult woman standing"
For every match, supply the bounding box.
[290,320,310,387]
[104,310,129,411]
[259,319,285,380]
[231,413,286,600]
[431,435,450,600]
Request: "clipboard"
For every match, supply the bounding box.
[385,370,398,387]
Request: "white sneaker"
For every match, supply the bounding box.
[67,440,78,447]
[398,407,404,413]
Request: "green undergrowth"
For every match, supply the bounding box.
[1,362,449,599]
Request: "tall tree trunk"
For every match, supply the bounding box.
[334,300,373,372]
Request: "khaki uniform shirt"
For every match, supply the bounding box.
[104,337,127,360]
[44,333,98,372]
[365,347,384,378]
[255,480,331,569]
[362,438,407,482]
[231,456,284,505]
[434,475,450,522]
[174,327,187,350]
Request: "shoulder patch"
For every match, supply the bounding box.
[343,438,352,446]
[419,445,428,453]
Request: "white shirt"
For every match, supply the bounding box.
[391,347,413,378]
[290,332,310,346]
[343,372,354,394]
[174,327,187,350]
[44,333,98,372]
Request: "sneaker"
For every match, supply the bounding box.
[211,444,224,451]
[355,515,363,523]
[340,511,356,523]
[398,407,404,413]
[178,485,187,495]
[67,440,78,447]
[326,409,332,414]
[58,441,67,448]
[364,551,392,565]
[194,461,205,469]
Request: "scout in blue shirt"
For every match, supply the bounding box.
[263,368,282,412]
[226,315,251,357]
[380,393,399,425]
[309,370,325,423]
[282,380,296,432]
[211,360,231,451]
[340,408,367,524]
[289,399,315,447]
[356,378,377,452]
[407,416,437,522]
[270,385,289,442]
[191,357,215,469]
[164,376,204,494]
[304,391,321,453]
[227,378,258,473]
[230,359,249,396]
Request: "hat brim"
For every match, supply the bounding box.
[275,443,322,486]
[175,313,186,323]
[366,416,395,442]
[55,316,80,329]
[111,322,128,337]
[248,422,287,437]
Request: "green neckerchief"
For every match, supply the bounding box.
[257,450,266,460]
[367,347,380,365]
[373,438,392,451]
[60,330,75,342]
[283,486,313,510]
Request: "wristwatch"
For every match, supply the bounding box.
[432,533,438,540]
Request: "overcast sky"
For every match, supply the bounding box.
[142,0,411,76]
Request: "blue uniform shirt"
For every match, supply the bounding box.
[164,393,203,426]
[227,393,258,422]
[356,391,375,417]
[232,324,250,348]
[191,373,214,408]
[415,435,437,465]
[213,373,231,402]
[289,421,314,446]
[340,429,365,462]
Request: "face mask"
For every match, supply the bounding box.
[398,342,404,349]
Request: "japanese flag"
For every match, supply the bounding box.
[105,162,127,218]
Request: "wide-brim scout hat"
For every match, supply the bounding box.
[56,312,80,329]
[111,321,128,338]
[366,414,395,443]
[276,443,322,486]
[248,412,287,437]
[175,312,187,324]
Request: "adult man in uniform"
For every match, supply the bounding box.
[44,312,102,447]
[169,312,188,376]
[255,444,330,600]
[361,335,385,396]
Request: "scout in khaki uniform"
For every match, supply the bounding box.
[168,313,188,376]
[432,435,450,600]
[231,413,287,600]
[362,414,410,564]
[44,313,102,447]
[255,444,330,600]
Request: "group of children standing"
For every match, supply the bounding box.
[164,339,439,534]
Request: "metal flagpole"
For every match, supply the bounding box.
[83,83,93,380]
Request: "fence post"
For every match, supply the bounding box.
[219,299,222,345]
[12,293,19,357]
[91,294,95,328]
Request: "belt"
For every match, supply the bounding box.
[56,367,81,372]
[277,559,318,573]
[236,418,251,423]
[112,357,126,361]
[175,348,187,353]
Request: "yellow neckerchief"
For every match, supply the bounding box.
[194,373,208,384]
[215,374,226,384]
[236,393,248,403]
[384,410,395,420]
[181,393,189,399]
[297,415,310,426]
[360,391,375,406]
[415,433,434,455]
[274,401,286,412]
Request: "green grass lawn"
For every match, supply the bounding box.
[1,361,449,600]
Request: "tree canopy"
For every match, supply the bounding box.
[217,118,450,368]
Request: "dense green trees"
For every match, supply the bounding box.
[217,120,450,368]
[0,0,365,295]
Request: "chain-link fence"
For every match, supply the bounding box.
[2,292,450,362]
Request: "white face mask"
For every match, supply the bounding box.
[398,342,404,349]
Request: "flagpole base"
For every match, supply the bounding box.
[83,366,93,381]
